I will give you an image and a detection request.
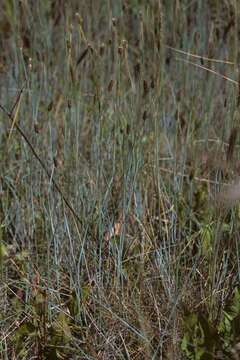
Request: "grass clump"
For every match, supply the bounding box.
[1,1,240,359]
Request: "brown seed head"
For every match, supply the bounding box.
[118,46,123,56]
[108,80,114,92]
[143,111,147,121]
[53,156,58,168]
[87,43,94,54]
[150,76,155,89]
[112,18,117,26]
[66,39,71,50]
[47,100,54,112]
[134,61,141,80]
[99,43,105,56]
[122,39,128,49]
[34,123,39,134]
[143,80,149,97]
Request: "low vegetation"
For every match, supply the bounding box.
[1,1,240,359]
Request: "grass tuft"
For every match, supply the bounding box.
[1,1,240,359]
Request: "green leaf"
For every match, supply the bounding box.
[200,225,212,257]
[52,311,72,345]
[218,287,240,353]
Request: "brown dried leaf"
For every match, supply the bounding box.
[104,222,122,241]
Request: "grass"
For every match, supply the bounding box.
[1,0,240,359]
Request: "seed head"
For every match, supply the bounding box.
[122,39,128,49]
[134,61,141,80]
[118,46,123,56]
[108,80,114,92]
[99,43,105,56]
[112,18,117,26]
